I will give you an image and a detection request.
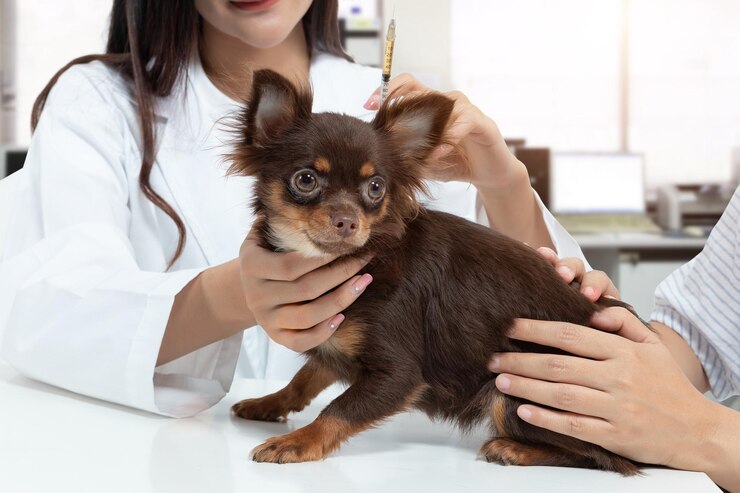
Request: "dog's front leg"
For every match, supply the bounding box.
[232,360,336,422]
[251,372,426,463]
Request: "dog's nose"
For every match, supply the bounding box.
[331,213,359,238]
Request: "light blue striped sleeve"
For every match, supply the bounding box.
[650,186,740,401]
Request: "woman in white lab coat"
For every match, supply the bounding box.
[0,0,586,418]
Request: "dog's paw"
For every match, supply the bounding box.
[251,433,326,463]
[480,438,543,466]
[231,398,288,422]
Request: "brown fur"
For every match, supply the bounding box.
[318,320,365,358]
[251,415,365,463]
[232,361,337,422]
[228,69,642,475]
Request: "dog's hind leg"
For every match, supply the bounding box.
[485,391,640,475]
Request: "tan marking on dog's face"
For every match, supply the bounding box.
[263,181,329,258]
[302,192,371,256]
[263,174,391,257]
[359,161,376,178]
[314,157,330,174]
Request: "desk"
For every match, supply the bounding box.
[0,364,720,493]
[573,232,706,319]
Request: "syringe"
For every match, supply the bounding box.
[380,16,396,104]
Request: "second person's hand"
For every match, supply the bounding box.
[537,246,620,302]
[238,228,373,352]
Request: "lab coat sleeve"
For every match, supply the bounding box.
[0,66,240,417]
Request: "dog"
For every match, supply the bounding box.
[226,69,639,475]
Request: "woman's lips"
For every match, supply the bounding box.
[229,0,281,11]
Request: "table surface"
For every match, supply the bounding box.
[0,363,721,493]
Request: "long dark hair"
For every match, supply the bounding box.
[31,0,351,269]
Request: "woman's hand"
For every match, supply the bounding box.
[489,310,740,490]
[364,73,519,189]
[238,229,372,352]
[364,73,554,249]
[537,246,619,301]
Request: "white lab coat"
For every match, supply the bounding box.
[0,52,587,417]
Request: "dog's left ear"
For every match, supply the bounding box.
[372,92,455,163]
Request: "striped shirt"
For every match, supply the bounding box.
[651,186,740,401]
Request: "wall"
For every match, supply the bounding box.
[11,0,111,145]
[381,0,451,90]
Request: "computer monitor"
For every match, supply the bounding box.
[1,146,27,178]
[550,153,646,215]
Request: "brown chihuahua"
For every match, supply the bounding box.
[227,69,639,474]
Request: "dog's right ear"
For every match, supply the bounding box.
[247,69,312,146]
[228,69,312,176]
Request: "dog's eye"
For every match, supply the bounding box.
[366,177,386,201]
[293,171,318,193]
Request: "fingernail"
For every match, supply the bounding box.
[328,313,345,331]
[488,354,501,372]
[495,375,511,391]
[583,286,595,299]
[517,406,532,421]
[557,266,573,280]
[604,294,617,300]
[363,94,381,110]
[352,273,373,294]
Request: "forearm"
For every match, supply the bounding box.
[651,321,710,393]
[477,153,554,249]
[685,401,740,492]
[158,259,255,366]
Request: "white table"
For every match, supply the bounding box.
[0,363,720,493]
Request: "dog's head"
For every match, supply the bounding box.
[228,69,456,257]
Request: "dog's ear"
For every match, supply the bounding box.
[247,69,312,146]
[227,69,312,176]
[372,92,455,163]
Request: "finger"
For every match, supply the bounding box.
[514,404,613,447]
[537,246,559,265]
[263,255,370,304]
[364,73,428,109]
[443,117,477,146]
[275,314,346,352]
[580,270,620,301]
[488,352,608,391]
[269,274,373,330]
[591,307,657,344]
[495,373,613,419]
[242,230,340,282]
[509,319,627,360]
[552,257,587,284]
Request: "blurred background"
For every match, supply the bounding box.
[1,0,739,319]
